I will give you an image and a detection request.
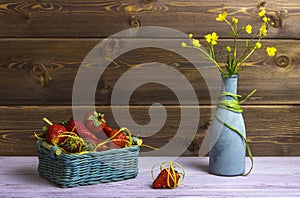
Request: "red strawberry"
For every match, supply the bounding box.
[152,169,179,189]
[84,111,106,133]
[43,117,67,145]
[103,126,113,137]
[109,130,127,148]
[45,123,67,145]
[66,119,97,141]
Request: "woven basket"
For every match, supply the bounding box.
[36,140,140,188]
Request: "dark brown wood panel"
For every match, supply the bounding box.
[0,0,298,38]
[0,105,299,156]
[0,38,299,105]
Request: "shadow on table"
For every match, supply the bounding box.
[183,157,210,173]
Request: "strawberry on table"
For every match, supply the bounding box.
[152,161,185,189]
[84,111,106,134]
[152,169,180,189]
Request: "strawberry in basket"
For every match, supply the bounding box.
[59,135,84,153]
[104,126,127,148]
[65,119,98,143]
[43,117,67,145]
[84,111,106,134]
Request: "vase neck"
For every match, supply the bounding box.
[221,75,238,98]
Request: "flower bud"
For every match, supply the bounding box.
[255,42,262,49]
[192,39,201,47]
[226,46,231,52]
[232,17,239,24]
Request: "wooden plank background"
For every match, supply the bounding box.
[0,0,298,39]
[0,0,299,156]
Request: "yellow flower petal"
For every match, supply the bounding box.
[263,16,269,23]
[260,23,267,36]
[211,32,218,40]
[266,47,277,57]
[189,34,193,38]
[181,42,187,48]
[192,39,201,47]
[205,34,212,43]
[205,32,218,45]
[258,8,266,18]
[245,24,253,34]
[216,12,227,21]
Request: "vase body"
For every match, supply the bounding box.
[209,75,246,176]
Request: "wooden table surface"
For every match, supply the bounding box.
[0,157,299,197]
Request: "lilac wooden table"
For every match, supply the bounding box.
[0,157,299,197]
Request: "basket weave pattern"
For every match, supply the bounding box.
[37,140,140,188]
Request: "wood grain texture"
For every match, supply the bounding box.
[0,0,298,38]
[0,157,299,197]
[0,0,299,157]
[0,105,299,156]
[0,38,299,105]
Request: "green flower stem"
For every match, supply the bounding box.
[237,41,260,68]
[223,18,238,74]
[240,89,257,104]
[210,45,215,60]
[224,18,236,36]
[186,45,226,74]
[237,36,262,68]
[233,35,237,66]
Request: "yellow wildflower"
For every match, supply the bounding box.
[260,23,267,36]
[232,17,239,24]
[205,32,219,45]
[181,42,187,48]
[192,39,201,47]
[263,16,270,23]
[189,34,193,38]
[266,47,277,57]
[255,42,262,49]
[258,8,266,18]
[245,24,253,34]
[216,12,227,21]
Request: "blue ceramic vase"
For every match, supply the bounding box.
[209,75,246,176]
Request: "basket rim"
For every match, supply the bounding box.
[37,140,140,158]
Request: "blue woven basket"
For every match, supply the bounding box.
[37,140,140,188]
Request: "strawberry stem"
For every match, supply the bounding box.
[43,117,53,126]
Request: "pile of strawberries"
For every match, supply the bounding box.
[40,111,130,154]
